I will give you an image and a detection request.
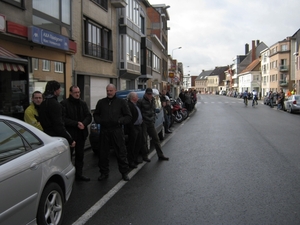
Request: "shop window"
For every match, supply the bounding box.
[0,70,29,120]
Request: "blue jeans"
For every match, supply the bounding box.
[277,103,282,110]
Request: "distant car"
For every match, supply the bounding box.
[284,95,300,113]
[89,89,165,153]
[0,115,75,225]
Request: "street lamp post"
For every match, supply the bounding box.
[172,46,182,58]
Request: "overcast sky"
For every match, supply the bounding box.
[149,0,300,75]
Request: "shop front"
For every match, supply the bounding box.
[0,25,75,120]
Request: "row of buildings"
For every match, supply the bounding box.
[0,0,182,120]
[194,34,300,97]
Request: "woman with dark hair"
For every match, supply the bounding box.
[39,80,75,147]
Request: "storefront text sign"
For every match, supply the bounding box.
[28,26,69,51]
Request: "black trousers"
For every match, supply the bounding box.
[141,122,164,158]
[71,137,85,176]
[127,125,147,163]
[98,128,129,175]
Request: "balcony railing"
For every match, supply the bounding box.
[111,0,126,8]
[85,42,113,61]
[279,79,288,86]
[279,65,288,71]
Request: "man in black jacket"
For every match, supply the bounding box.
[137,88,169,161]
[61,86,92,181]
[39,80,75,148]
[126,92,146,168]
[94,84,132,181]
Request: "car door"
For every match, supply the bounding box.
[0,120,42,225]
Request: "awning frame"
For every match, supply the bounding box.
[0,46,28,64]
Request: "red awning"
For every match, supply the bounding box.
[0,62,25,72]
[0,46,27,72]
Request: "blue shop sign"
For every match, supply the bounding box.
[28,26,69,51]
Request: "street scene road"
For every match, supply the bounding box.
[65,94,300,225]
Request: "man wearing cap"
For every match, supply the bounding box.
[137,88,169,161]
[39,80,76,148]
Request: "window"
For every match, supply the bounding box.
[0,0,24,8]
[140,16,145,34]
[10,122,42,149]
[55,62,64,73]
[127,0,139,26]
[91,0,108,10]
[0,121,25,162]
[126,36,140,64]
[281,44,288,51]
[153,53,161,72]
[280,74,286,83]
[33,58,39,70]
[84,18,112,61]
[32,0,71,36]
[42,60,50,71]
[28,58,66,103]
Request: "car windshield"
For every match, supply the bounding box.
[295,96,300,101]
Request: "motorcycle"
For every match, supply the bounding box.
[170,98,188,124]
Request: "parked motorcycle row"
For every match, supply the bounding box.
[169,98,189,126]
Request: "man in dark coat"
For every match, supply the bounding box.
[126,92,146,168]
[61,85,92,181]
[94,84,132,181]
[39,80,75,147]
[137,88,169,161]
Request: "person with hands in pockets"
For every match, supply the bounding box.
[93,84,132,181]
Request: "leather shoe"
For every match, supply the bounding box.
[134,160,143,164]
[76,175,90,182]
[166,129,172,133]
[129,162,138,168]
[122,174,130,181]
[158,156,169,161]
[143,157,151,162]
[98,174,109,181]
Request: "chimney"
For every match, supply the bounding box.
[245,43,249,54]
[256,40,260,46]
[252,40,256,62]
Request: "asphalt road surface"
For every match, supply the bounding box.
[65,94,300,225]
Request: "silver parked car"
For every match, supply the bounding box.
[284,95,300,113]
[0,115,75,225]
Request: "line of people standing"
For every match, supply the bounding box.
[266,88,285,110]
[179,89,197,112]
[24,81,169,182]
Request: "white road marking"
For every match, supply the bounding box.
[72,131,174,225]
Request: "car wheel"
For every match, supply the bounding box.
[37,182,64,225]
[158,126,165,140]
